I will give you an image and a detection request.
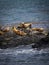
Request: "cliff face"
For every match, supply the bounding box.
[0,23,49,49]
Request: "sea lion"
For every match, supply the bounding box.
[31,28,44,32]
[12,26,27,36]
[17,22,32,28]
[31,28,48,35]
[2,27,10,32]
[0,31,4,35]
[0,26,10,35]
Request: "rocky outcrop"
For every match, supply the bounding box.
[0,23,48,49]
[32,33,49,49]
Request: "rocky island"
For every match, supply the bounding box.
[0,22,49,49]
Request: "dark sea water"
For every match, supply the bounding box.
[0,45,49,65]
[0,0,49,65]
[0,0,49,24]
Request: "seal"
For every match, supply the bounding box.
[17,22,32,28]
[12,26,27,36]
[0,31,4,35]
[2,27,10,32]
[31,28,48,35]
[31,28,44,32]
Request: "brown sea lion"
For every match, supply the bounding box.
[12,26,27,36]
[17,22,32,28]
[0,31,4,35]
[31,28,44,32]
[0,26,10,35]
[31,28,48,35]
[1,27,10,32]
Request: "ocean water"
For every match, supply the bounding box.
[0,45,49,65]
[0,0,49,65]
[0,0,49,24]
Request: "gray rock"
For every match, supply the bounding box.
[32,33,49,49]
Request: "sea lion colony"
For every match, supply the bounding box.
[0,22,48,36]
[0,22,49,49]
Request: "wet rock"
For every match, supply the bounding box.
[32,33,49,48]
[0,33,45,49]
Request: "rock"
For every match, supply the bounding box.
[0,33,45,49]
[32,33,49,48]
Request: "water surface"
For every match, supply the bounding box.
[0,0,49,24]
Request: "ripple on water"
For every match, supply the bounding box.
[0,46,49,65]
